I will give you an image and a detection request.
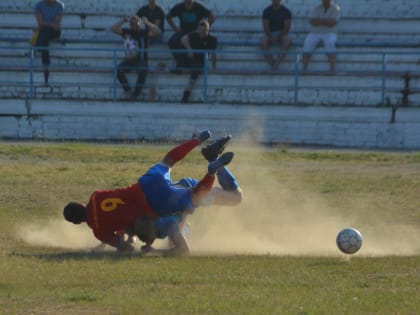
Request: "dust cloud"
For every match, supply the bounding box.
[18,144,420,256]
[19,219,99,250]
[187,144,420,257]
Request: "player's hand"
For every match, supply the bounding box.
[117,240,134,253]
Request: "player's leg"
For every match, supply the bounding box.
[132,59,148,98]
[191,152,234,206]
[323,33,337,73]
[261,34,274,67]
[201,135,232,162]
[302,33,319,71]
[161,130,211,167]
[274,34,291,67]
[117,59,132,94]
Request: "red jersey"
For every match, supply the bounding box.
[86,182,156,247]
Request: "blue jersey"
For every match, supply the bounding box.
[139,164,198,217]
[154,176,199,239]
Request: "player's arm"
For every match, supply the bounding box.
[282,18,291,36]
[166,7,179,32]
[94,230,133,252]
[168,222,190,255]
[139,216,190,256]
[210,51,217,70]
[181,33,194,58]
[52,12,63,31]
[111,17,128,36]
[35,11,52,28]
[210,37,217,70]
[263,18,270,37]
[142,16,161,38]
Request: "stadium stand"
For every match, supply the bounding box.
[0,0,419,106]
[1,0,420,148]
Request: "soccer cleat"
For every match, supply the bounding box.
[201,135,232,162]
[193,130,211,144]
[208,152,234,175]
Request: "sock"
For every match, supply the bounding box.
[217,167,239,191]
[164,139,199,165]
[193,173,215,195]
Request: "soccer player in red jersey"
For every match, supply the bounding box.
[63,130,234,252]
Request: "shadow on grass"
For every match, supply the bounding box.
[8,250,146,262]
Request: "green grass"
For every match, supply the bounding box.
[0,142,419,315]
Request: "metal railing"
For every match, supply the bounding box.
[0,45,419,105]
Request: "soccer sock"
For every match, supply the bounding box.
[164,139,199,165]
[193,173,215,195]
[217,167,239,191]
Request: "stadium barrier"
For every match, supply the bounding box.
[0,45,419,106]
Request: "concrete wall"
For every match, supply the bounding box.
[1,99,419,150]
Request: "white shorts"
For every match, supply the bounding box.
[303,33,337,53]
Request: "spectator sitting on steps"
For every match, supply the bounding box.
[111,15,160,101]
[302,0,341,74]
[33,0,64,85]
[261,0,292,70]
[166,0,215,71]
[175,20,217,103]
[136,0,165,44]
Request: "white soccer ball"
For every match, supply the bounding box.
[336,227,363,254]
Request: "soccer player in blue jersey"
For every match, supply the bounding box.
[91,135,240,254]
[135,135,242,256]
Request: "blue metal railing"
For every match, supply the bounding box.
[0,45,419,105]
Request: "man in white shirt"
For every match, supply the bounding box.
[302,0,341,73]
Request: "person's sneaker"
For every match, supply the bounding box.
[182,89,191,103]
[201,135,232,162]
[194,130,211,144]
[208,152,234,175]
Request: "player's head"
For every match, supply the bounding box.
[129,15,141,29]
[63,202,87,224]
[184,0,194,9]
[198,20,209,37]
[134,216,157,245]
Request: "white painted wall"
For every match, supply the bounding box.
[1,99,419,149]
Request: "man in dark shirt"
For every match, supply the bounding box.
[136,0,165,42]
[261,0,292,69]
[166,0,215,68]
[111,15,160,100]
[179,20,217,103]
[34,0,64,84]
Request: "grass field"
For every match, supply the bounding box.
[0,141,419,314]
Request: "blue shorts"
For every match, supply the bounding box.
[155,215,182,239]
[139,164,194,216]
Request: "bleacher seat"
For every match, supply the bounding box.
[0,0,419,106]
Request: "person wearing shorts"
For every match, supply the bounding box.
[261,0,292,69]
[302,0,341,73]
